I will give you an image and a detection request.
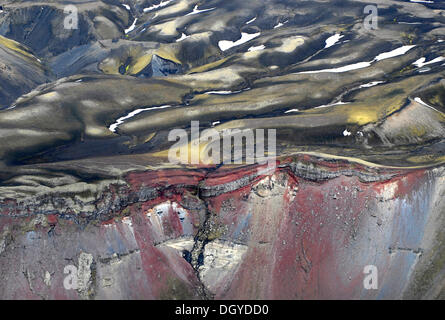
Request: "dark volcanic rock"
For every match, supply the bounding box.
[0,35,50,108]
[141,54,182,77]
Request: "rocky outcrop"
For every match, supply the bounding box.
[1,157,444,299]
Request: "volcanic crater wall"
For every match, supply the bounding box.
[1,158,444,299]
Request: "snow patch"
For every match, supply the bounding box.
[218,32,261,51]
[315,101,349,109]
[273,20,288,29]
[176,33,190,42]
[248,44,266,52]
[186,4,215,16]
[125,18,138,34]
[414,97,442,114]
[410,0,434,3]
[324,33,344,49]
[297,45,415,74]
[374,45,416,61]
[413,56,445,68]
[109,105,173,132]
[398,22,422,25]
[359,81,385,88]
[205,90,241,95]
[246,17,257,24]
[143,0,172,12]
[299,62,371,74]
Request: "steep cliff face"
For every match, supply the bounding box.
[1,157,444,299]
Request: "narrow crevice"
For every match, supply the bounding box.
[188,197,214,300]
